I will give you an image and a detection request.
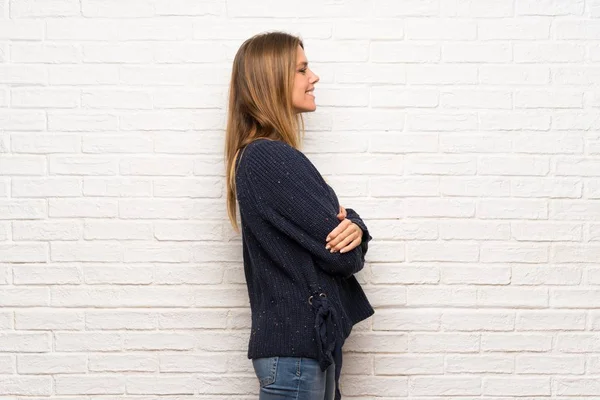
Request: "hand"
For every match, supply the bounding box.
[325,205,363,254]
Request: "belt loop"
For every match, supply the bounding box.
[308,292,327,306]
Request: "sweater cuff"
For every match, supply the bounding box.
[344,209,372,256]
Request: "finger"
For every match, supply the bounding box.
[329,222,356,251]
[325,219,352,245]
[339,236,361,254]
[332,230,359,253]
[337,205,346,220]
[334,223,362,252]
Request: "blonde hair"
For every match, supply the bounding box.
[224,31,306,233]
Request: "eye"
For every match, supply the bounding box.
[298,68,307,74]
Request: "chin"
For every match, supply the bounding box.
[295,103,317,114]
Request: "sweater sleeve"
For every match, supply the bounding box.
[242,140,367,278]
[324,183,373,257]
[344,207,373,256]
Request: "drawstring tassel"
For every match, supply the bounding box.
[311,293,344,400]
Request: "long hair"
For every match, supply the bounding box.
[224,31,306,233]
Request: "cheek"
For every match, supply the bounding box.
[294,85,306,100]
[293,77,310,104]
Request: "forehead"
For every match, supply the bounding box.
[296,45,307,63]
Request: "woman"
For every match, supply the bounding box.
[224,31,375,400]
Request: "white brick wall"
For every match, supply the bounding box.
[1,0,600,398]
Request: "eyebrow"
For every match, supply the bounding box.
[297,61,308,67]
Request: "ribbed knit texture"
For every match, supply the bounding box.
[235,138,375,399]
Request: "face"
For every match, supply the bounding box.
[292,45,320,113]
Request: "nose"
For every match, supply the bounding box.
[310,70,319,84]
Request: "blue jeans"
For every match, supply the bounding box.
[252,356,335,400]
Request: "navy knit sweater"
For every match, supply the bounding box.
[234,138,375,399]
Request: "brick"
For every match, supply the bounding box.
[228,0,373,17]
[516,311,586,331]
[51,286,194,307]
[89,354,157,372]
[374,355,442,375]
[556,378,600,395]
[0,199,46,220]
[0,110,45,130]
[0,243,47,262]
[512,265,582,285]
[407,286,476,306]
[446,355,513,373]
[441,265,511,285]
[124,332,194,351]
[335,19,404,39]
[407,64,478,84]
[55,375,125,395]
[13,265,81,284]
[54,332,122,352]
[440,221,510,240]
[477,287,549,307]
[10,0,79,17]
[18,354,87,374]
[0,155,46,175]
[477,199,548,220]
[83,178,152,197]
[0,376,51,396]
[479,18,550,39]
[81,0,154,17]
[83,43,153,63]
[404,198,474,218]
[370,133,437,153]
[409,333,479,353]
[406,155,476,175]
[515,43,585,63]
[86,311,156,330]
[84,265,153,284]
[48,65,119,85]
[411,377,481,395]
[443,43,512,62]
[11,133,80,154]
[82,90,152,110]
[440,177,511,197]
[373,310,440,331]
[49,199,117,218]
[441,89,512,109]
[154,178,221,198]
[375,0,439,17]
[84,221,152,240]
[517,0,583,15]
[482,333,552,352]
[0,332,50,352]
[12,178,81,198]
[341,375,408,397]
[480,65,550,84]
[556,20,600,39]
[483,377,551,396]
[16,310,84,330]
[11,43,81,63]
[511,222,582,241]
[406,112,477,131]
[442,0,513,17]
[48,112,118,132]
[0,20,44,39]
[51,241,121,262]
[156,0,224,16]
[372,42,440,63]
